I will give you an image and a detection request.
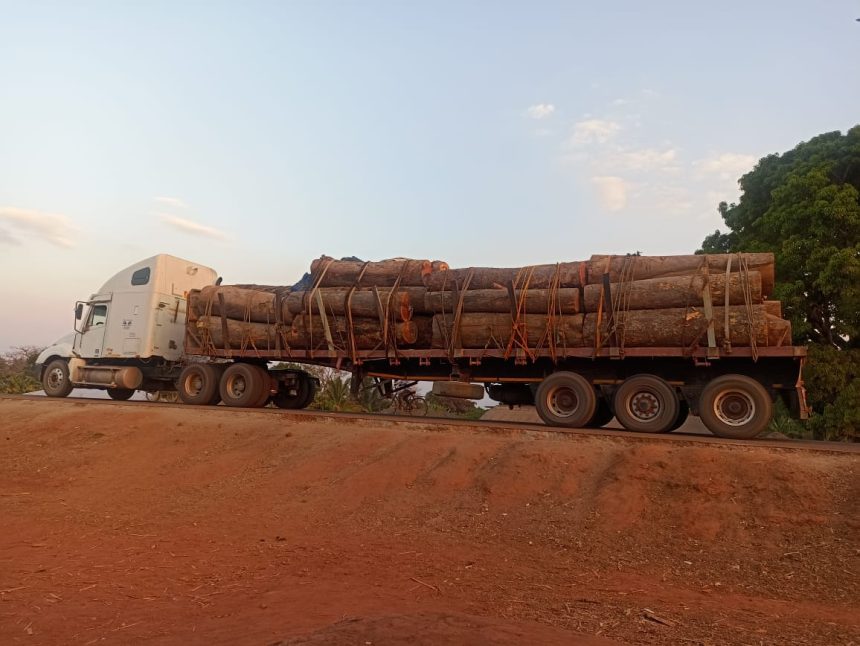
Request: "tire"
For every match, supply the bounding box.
[177,364,222,406]
[613,374,680,433]
[273,373,315,409]
[588,398,615,428]
[699,375,772,439]
[42,359,73,398]
[219,363,265,408]
[669,400,690,432]
[252,365,273,407]
[108,388,135,401]
[535,372,597,428]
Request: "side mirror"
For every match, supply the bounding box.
[75,303,83,320]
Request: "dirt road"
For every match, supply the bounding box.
[0,398,857,645]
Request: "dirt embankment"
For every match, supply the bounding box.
[0,398,857,645]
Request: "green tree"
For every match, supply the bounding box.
[700,126,860,440]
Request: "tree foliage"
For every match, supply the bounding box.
[0,346,43,394]
[700,127,860,440]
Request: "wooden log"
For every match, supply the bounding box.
[582,272,762,312]
[431,313,584,349]
[582,305,791,348]
[424,263,583,292]
[285,286,431,317]
[197,317,282,350]
[763,300,782,318]
[189,286,293,324]
[587,253,775,296]
[290,315,433,351]
[309,256,449,288]
[425,288,580,315]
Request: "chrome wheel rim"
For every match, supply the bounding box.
[226,374,249,399]
[547,385,579,418]
[47,367,64,389]
[184,374,204,397]
[713,390,755,427]
[628,391,660,421]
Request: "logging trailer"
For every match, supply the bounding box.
[34,254,809,440]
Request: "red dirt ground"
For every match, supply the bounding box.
[0,398,857,645]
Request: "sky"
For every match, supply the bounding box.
[1,1,858,351]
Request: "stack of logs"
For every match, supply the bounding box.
[186,252,791,356]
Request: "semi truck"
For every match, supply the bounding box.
[35,253,808,439]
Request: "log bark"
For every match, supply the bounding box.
[189,286,293,324]
[424,263,583,292]
[425,288,580,315]
[197,317,283,350]
[309,256,449,288]
[587,253,775,296]
[582,272,762,312]
[289,315,433,351]
[432,313,584,349]
[285,286,431,318]
[583,305,791,348]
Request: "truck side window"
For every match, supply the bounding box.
[88,304,108,329]
[131,267,150,286]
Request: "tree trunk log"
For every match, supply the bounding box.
[424,263,583,292]
[432,313,584,349]
[309,256,449,288]
[289,315,433,351]
[189,286,293,324]
[583,305,791,348]
[587,253,775,296]
[197,317,283,350]
[285,286,431,318]
[582,271,763,312]
[425,287,580,315]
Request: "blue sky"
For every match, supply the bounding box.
[1,1,858,350]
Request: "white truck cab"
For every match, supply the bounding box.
[36,254,217,399]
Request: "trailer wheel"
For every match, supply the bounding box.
[108,388,135,401]
[535,372,597,428]
[613,374,680,433]
[588,398,615,428]
[220,363,265,408]
[42,359,73,398]
[177,364,222,406]
[669,400,690,432]
[273,373,316,409]
[699,375,772,439]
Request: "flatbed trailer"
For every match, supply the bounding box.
[182,319,808,440]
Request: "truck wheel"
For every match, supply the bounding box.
[253,366,274,407]
[42,359,73,398]
[613,374,680,433]
[535,372,596,428]
[220,363,265,408]
[273,373,316,409]
[177,364,222,406]
[108,388,135,401]
[588,399,615,428]
[699,375,772,439]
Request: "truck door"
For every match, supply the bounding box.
[76,302,110,358]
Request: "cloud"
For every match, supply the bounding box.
[154,196,189,209]
[695,153,757,180]
[158,213,227,240]
[525,103,556,120]
[0,206,76,247]
[615,147,679,172]
[591,176,628,211]
[571,118,621,145]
